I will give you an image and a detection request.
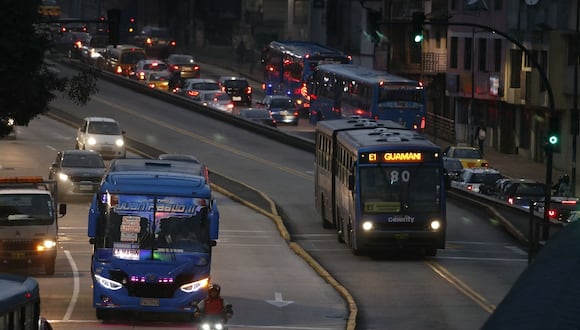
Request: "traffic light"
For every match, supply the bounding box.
[128,17,136,34]
[107,9,121,45]
[412,11,425,43]
[544,115,560,153]
[365,9,382,45]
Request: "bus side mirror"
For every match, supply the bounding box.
[89,237,95,245]
[211,240,217,247]
[348,174,355,190]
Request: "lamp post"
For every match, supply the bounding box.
[572,0,579,197]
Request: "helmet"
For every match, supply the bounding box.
[208,284,221,294]
[561,173,570,183]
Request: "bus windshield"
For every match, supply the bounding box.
[360,166,441,213]
[97,194,211,256]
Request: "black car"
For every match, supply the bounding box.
[497,178,547,209]
[48,150,106,200]
[443,157,463,189]
[218,76,252,106]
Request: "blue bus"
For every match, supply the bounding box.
[88,158,219,321]
[308,64,427,129]
[314,117,445,255]
[261,41,351,116]
[0,272,52,329]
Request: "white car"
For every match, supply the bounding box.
[450,167,503,193]
[197,91,234,112]
[76,117,126,159]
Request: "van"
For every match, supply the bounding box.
[103,44,147,76]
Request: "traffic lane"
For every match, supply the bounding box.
[5,118,347,329]
[294,198,527,329]
[49,59,525,329]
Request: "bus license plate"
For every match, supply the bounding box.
[11,252,25,259]
[232,96,242,101]
[79,184,93,191]
[140,298,160,307]
[394,233,409,240]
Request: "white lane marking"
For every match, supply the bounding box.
[63,250,80,321]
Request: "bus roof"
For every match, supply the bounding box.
[100,172,211,197]
[107,158,204,176]
[267,41,348,58]
[0,273,40,314]
[315,63,419,85]
[317,117,439,152]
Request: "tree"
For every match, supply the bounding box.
[0,0,98,136]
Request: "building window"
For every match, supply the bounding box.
[494,0,502,10]
[494,39,502,72]
[510,49,522,88]
[450,37,458,68]
[293,0,308,24]
[478,38,487,71]
[464,37,472,70]
[436,31,441,48]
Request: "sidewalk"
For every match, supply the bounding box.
[191,45,576,195]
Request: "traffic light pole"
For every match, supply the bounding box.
[423,19,556,240]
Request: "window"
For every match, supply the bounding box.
[510,49,522,88]
[464,38,472,70]
[450,37,458,68]
[478,38,487,71]
[494,39,502,72]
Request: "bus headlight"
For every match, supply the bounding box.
[180,277,209,293]
[115,139,124,147]
[87,137,97,146]
[58,173,69,181]
[362,221,373,231]
[94,274,123,290]
[430,220,442,231]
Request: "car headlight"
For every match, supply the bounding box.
[87,137,97,146]
[94,274,123,290]
[115,139,124,147]
[430,220,442,231]
[58,173,69,181]
[362,221,373,231]
[180,277,209,293]
[36,240,57,251]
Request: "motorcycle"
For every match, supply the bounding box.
[196,304,233,330]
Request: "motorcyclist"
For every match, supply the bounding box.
[195,284,233,323]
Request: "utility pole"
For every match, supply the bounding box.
[573,0,579,197]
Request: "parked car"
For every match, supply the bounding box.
[257,95,299,125]
[236,109,277,127]
[443,145,489,168]
[75,117,126,159]
[450,167,503,193]
[48,149,106,200]
[218,76,252,106]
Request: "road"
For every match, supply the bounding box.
[0,116,346,330]
[2,58,532,330]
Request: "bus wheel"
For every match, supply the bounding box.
[424,248,437,257]
[44,260,55,275]
[96,309,111,322]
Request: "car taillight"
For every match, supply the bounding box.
[293,111,299,116]
[187,90,199,97]
[548,209,558,218]
[172,65,179,71]
[507,197,514,204]
[146,37,152,45]
[467,185,473,191]
[116,66,122,74]
[246,86,252,94]
[482,162,489,168]
[562,200,577,205]
[148,83,155,89]
[170,41,176,46]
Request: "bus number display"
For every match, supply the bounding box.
[361,151,423,163]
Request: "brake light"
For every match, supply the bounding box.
[482,162,489,168]
[261,83,266,90]
[507,197,514,205]
[0,176,44,183]
[74,41,82,48]
[194,65,199,71]
[116,66,122,74]
[148,83,155,89]
[246,86,252,94]
[170,41,176,46]
[562,200,577,205]
[467,185,473,191]
[548,209,558,218]
[146,37,152,45]
[293,111,299,116]
[420,116,426,129]
[221,86,226,93]
[187,90,199,97]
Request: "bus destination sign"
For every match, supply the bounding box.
[359,151,438,163]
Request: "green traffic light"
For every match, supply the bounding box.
[548,135,558,145]
[414,34,423,43]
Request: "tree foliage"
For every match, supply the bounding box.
[0,0,98,130]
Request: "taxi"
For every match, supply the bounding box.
[443,145,489,168]
[143,72,171,91]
